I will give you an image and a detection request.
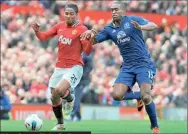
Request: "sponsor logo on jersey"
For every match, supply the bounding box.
[72,29,77,35]
[58,35,72,45]
[117,31,130,44]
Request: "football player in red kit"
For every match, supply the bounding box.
[31,3,92,130]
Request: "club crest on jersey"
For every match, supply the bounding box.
[117,31,130,44]
[58,35,72,45]
[124,23,130,30]
[72,30,77,35]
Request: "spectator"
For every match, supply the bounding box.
[0,88,12,120]
[0,1,187,108]
[2,0,187,15]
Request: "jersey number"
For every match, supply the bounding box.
[71,74,77,84]
[148,70,154,80]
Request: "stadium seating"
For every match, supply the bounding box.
[1,0,187,108]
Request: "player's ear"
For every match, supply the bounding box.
[120,11,124,16]
[76,13,80,19]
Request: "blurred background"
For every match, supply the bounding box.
[1,0,187,122]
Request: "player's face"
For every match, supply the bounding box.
[111,4,124,21]
[64,8,77,26]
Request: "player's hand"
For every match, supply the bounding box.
[80,30,92,40]
[31,22,40,32]
[90,32,95,38]
[131,21,142,30]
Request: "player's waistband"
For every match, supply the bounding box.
[56,62,83,68]
[121,60,156,68]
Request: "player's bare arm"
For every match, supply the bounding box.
[89,34,97,45]
[80,30,92,40]
[131,21,158,31]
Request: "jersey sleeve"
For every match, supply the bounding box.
[95,27,109,43]
[131,16,149,25]
[80,26,92,56]
[36,23,59,41]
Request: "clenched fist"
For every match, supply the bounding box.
[31,22,40,32]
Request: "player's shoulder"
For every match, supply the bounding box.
[77,23,88,30]
[75,22,89,33]
[105,23,112,28]
[127,15,145,21]
[59,21,66,25]
[103,23,114,30]
[127,15,140,20]
[54,21,66,27]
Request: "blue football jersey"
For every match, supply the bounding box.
[96,15,155,68]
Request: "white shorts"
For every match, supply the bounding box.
[48,65,83,91]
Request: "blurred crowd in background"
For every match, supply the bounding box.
[1,0,187,108]
[1,0,187,15]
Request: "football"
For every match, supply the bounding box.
[25,114,43,131]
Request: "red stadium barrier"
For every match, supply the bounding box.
[119,107,145,120]
[1,4,44,15]
[11,104,145,120]
[11,104,53,120]
[1,4,187,30]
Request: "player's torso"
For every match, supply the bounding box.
[56,22,84,67]
[57,23,82,55]
[108,16,139,46]
[106,16,153,67]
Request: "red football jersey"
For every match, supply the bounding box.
[35,21,92,68]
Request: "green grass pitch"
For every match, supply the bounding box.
[1,120,187,133]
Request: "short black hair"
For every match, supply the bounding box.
[113,1,126,11]
[65,3,78,13]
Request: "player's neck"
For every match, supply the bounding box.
[113,18,122,26]
[67,20,79,27]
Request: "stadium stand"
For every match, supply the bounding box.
[1,0,187,108]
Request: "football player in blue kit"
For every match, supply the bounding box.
[81,1,160,133]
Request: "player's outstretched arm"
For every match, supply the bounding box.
[81,26,110,46]
[31,22,57,41]
[131,21,158,31]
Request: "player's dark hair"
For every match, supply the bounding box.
[113,1,126,11]
[65,3,78,14]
